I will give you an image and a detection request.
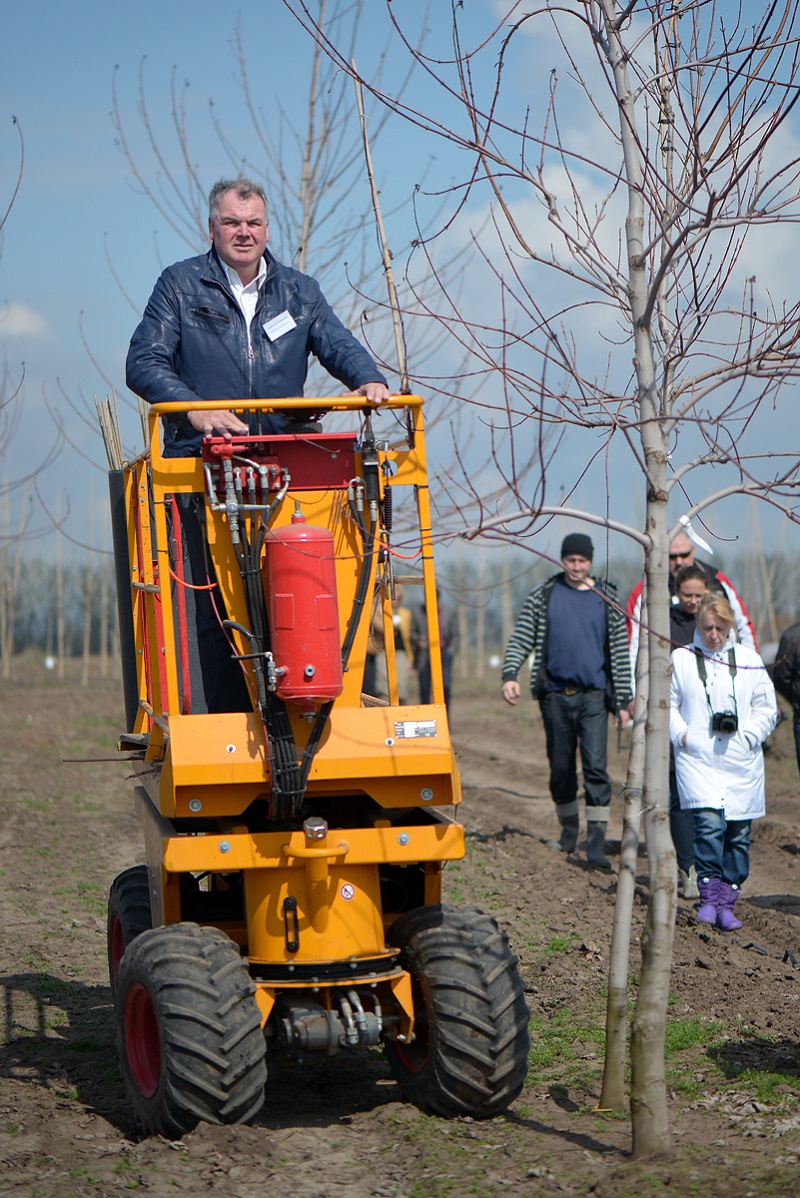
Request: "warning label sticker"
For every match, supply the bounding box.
[393,720,437,739]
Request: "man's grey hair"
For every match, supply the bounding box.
[208,177,269,222]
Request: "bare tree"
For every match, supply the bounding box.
[287,0,800,1153]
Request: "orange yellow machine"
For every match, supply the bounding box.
[106,395,529,1136]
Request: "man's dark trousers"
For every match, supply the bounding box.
[539,689,611,815]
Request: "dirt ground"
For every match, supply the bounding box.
[2,660,800,1197]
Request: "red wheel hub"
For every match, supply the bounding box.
[125,982,161,1097]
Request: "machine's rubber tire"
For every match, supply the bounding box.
[108,866,152,999]
[384,904,530,1118]
[115,922,267,1138]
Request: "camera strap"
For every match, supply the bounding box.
[694,646,738,717]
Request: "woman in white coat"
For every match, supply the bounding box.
[669,593,777,930]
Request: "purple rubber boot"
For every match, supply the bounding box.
[715,881,743,931]
[696,876,721,924]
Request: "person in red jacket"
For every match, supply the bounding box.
[627,530,757,683]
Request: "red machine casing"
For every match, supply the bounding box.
[263,511,343,707]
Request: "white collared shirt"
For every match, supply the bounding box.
[224,258,267,346]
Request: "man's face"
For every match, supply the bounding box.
[209,191,268,283]
[668,536,695,578]
[562,555,592,586]
[676,578,707,614]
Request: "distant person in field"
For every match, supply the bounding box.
[367,586,414,705]
[670,593,776,931]
[500,534,632,871]
[412,592,459,711]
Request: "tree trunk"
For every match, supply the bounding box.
[56,498,66,681]
[458,600,469,679]
[82,495,93,686]
[501,550,513,655]
[100,551,109,679]
[601,1,677,1153]
[630,518,675,1155]
[475,547,485,680]
[600,593,647,1111]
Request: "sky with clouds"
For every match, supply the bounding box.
[1,0,798,572]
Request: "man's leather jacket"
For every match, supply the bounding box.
[126,247,387,456]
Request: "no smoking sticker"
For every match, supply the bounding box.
[340,883,355,901]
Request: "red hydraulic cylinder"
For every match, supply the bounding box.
[263,510,343,708]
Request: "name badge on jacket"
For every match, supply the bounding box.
[263,310,297,340]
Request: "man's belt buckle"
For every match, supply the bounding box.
[563,685,578,696]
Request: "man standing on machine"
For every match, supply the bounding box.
[126,176,389,710]
[127,175,389,447]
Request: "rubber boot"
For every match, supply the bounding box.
[679,864,700,900]
[715,881,743,931]
[696,876,721,924]
[557,814,580,853]
[586,821,611,871]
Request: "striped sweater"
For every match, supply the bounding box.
[502,574,633,713]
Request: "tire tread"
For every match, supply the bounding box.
[116,922,267,1137]
[385,904,530,1118]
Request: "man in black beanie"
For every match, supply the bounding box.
[501,533,632,869]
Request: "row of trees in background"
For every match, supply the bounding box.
[4,543,799,681]
[0,553,115,680]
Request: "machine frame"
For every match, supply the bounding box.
[107,395,529,1135]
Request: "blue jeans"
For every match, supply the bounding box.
[692,808,752,887]
[540,689,610,816]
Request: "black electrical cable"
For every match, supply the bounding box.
[219,457,304,820]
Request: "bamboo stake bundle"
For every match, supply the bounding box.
[81,483,93,687]
[95,391,125,471]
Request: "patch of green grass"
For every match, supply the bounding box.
[528,1007,606,1076]
[658,1016,800,1111]
[27,797,55,812]
[73,799,101,813]
[23,953,49,970]
[668,1073,705,1100]
[737,1068,799,1103]
[546,932,582,953]
[664,1015,725,1057]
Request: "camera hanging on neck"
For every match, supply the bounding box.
[695,645,739,733]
